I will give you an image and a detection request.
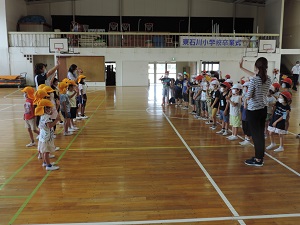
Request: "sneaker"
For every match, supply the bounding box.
[68,128,75,132]
[73,119,77,122]
[76,116,82,120]
[26,142,36,147]
[190,111,196,115]
[202,118,208,121]
[81,115,89,119]
[46,165,60,171]
[216,129,225,134]
[53,134,57,139]
[37,154,42,159]
[55,147,60,151]
[182,107,188,110]
[266,143,276,150]
[36,135,39,140]
[205,121,213,125]
[210,125,217,130]
[222,130,229,136]
[226,135,234,139]
[72,126,79,130]
[58,121,64,125]
[64,132,73,136]
[228,135,238,140]
[49,154,55,159]
[239,140,251,146]
[244,157,264,167]
[274,146,284,152]
[42,162,55,167]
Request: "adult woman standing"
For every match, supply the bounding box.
[239,57,271,166]
[34,61,60,89]
[67,64,78,81]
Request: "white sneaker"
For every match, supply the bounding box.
[216,130,224,134]
[226,135,234,139]
[37,154,42,159]
[222,130,229,136]
[53,134,57,139]
[81,115,89,119]
[55,147,60,151]
[266,143,276,150]
[205,121,213,125]
[42,162,55,167]
[210,125,217,130]
[68,128,75,132]
[228,136,238,140]
[72,126,79,130]
[26,142,36,147]
[36,135,39,140]
[46,165,60,171]
[58,121,64,125]
[239,140,251,146]
[49,154,55,159]
[64,131,73,136]
[274,146,284,152]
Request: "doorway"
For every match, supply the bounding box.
[105,62,116,86]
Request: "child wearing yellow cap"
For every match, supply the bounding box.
[35,99,61,171]
[22,87,40,147]
[78,75,88,119]
[59,81,73,136]
[67,80,79,131]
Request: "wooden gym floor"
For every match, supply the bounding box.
[0,85,300,225]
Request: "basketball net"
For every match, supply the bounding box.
[109,22,118,31]
[145,23,153,32]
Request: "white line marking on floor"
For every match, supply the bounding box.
[163,112,246,225]
[28,213,300,225]
[3,89,21,98]
[0,117,22,122]
[0,105,16,111]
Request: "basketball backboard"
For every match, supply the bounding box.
[49,38,69,53]
[258,40,276,53]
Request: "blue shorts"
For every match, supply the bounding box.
[78,94,87,106]
[61,111,71,119]
[219,110,229,123]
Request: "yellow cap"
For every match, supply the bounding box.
[21,86,35,99]
[43,86,54,93]
[37,84,47,90]
[35,99,54,116]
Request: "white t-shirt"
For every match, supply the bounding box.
[67,71,77,81]
[292,64,300,75]
[79,83,87,95]
[38,114,54,142]
[229,95,241,116]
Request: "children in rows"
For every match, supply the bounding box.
[78,75,88,119]
[266,91,292,152]
[182,73,191,110]
[265,85,277,138]
[200,77,208,119]
[59,81,72,136]
[216,82,231,136]
[272,82,281,99]
[226,83,243,140]
[193,75,203,118]
[35,99,60,171]
[239,82,252,146]
[67,80,79,131]
[159,71,171,106]
[208,80,220,129]
[43,86,59,139]
[22,87,40,147]
[174,74,183,107]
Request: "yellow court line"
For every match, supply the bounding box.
[67,145,243,151]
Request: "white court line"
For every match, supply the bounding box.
[163,112,245,225]
[3,89,21,98]
[0,105,16,111]
[0,117,22,122]
[29,213,300,225]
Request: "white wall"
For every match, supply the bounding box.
[9,47,281,86]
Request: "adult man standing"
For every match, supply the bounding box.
[291,61,300,91]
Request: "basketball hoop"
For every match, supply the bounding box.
[145,23,153,32]
[109,22,119,31]
[122,23,130,32]
[266,48,275,54]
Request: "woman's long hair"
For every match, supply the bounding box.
[68,64,77,73]
[255,57,268,84]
